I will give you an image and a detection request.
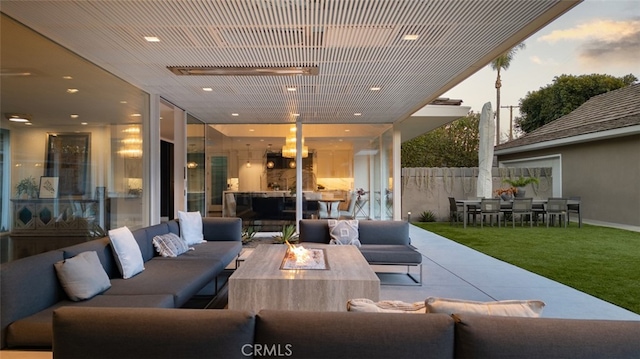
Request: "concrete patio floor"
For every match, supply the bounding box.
[377,224,640,320]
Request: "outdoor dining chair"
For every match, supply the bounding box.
[511,198,533,228]
[545,198,568,228]
[568,196,582,227]
[318,200,340,219]
[480,198,501,228]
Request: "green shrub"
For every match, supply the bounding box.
[419,210,437,222]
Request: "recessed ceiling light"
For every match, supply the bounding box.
[370,87,381,91]
[249,129,255,132]
[62,76,73,80]
[131,113,141,117]
[1,70,31,76]
[120,101,128,104]
[6,114,30,122]
[232,113,239,116]
[402,34,420,41]
[202,87,213,91]
[345,129,351,132]
[144,36,161,42]
[81,122,88,125]
[70,114,79,119]
[354,113,362,116]
[24,122,33,126]
[292,113,300,117]
[66,88,79,94]
[287,87,297,91]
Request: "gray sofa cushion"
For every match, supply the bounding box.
[358,220,410,245]
[53,307,255,359]
[131,226,155,262]
[255,310,455,359]
[103,258,219,306]
[453,313,640,359]
[0,250,65,348]
[202,217,242,241]
[63,237,119,278]
[359,244,422,264]
[6,294,173,348]
[299,219,332,243]
[153,241,242,271]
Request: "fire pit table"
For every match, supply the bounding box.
[228,244,380,312]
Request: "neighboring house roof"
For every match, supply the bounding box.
[495,84,640,154]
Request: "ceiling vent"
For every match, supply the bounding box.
[167,66,319,76]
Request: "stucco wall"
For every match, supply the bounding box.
[401,167,552,222]
[497,135,640,226]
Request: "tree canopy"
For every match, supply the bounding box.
[401,112,479,168]
[516,73,637,133]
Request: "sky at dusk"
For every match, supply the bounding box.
[441,0,640,141]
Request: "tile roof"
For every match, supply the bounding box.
[495,83,640,151]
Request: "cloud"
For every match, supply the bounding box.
[538,18,640,65]
[530,55,558,66]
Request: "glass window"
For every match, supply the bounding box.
[1,15,149,262]
[209,123,392,229]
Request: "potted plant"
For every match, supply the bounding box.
[272,224,299,244]
[15,176,38,199]
[495,187,517,201]
[241,225,257,245]
[502,176,539,198]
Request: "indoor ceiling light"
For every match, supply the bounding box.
[66,88,79,93]
[167,66,319,76]
[370,87,381,91]
[202,87,213,91]
[281,129,308,158]
[144,36,161,42]
[5,113,31,122]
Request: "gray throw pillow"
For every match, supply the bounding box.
[54,251,111,301]
[152,232,193,257]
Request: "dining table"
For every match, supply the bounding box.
[456,198,581,228]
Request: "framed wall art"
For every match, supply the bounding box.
[39,176,59,198]
[45,133,90,196]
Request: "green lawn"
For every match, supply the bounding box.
[413,222,640,314]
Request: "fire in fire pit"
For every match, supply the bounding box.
[281,240,328,270]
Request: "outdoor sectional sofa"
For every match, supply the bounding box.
[0,216,242,349]
[51,306,640,359]
[299,219,423,284]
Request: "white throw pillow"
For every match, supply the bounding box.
[425,297,545,317]
[347,298,426,313]
[54,251,111,301]
[178,211,206,246]
[108,226,145,279]
[328,219,361,246]
[152,232,193,257]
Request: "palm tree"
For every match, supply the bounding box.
[490,43,525,144]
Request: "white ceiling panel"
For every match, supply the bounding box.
[1,0,581,127]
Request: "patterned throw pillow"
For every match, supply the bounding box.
[425,297,545,317]
[347,298,426,313]
[328,219,361,246]
[152,232,193,257]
